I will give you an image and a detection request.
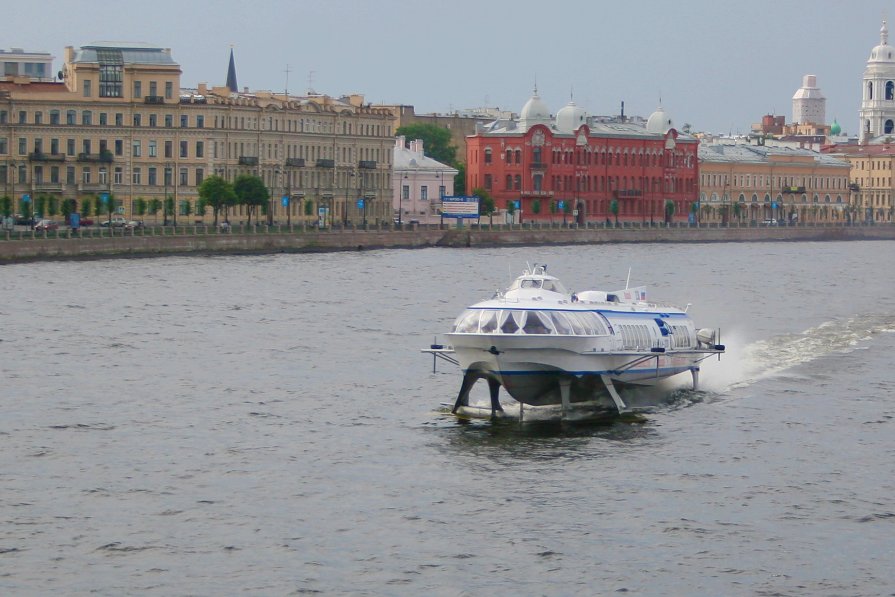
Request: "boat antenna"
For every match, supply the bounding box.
[625,267,632,290]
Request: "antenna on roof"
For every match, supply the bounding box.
[307,70,316,95]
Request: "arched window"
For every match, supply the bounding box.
[484,147,492,164]
[532,147,542,164]
[887,81,894,100]
[514,175,521,191]
[505,175,512,190]
[868,81,874,100]
[514,149,521,164]
[751,194,758,203]
[506,149,512,163]
[886,120,894,134]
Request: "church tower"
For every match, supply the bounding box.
[859,20,895,142]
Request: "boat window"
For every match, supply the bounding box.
[542,280,568,294]
[578,312,608,335]
[550,311,574,335]
[479,310,499,333]
[520,279,542,289]
[499,310,522,334]
[522,311,555,335]
[564,312,588,335]
[453,309,481,333]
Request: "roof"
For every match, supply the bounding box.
[699,143,849,167]
[73,43,178,66]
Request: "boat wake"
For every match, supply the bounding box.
[699,313,895,393]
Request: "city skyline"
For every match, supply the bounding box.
[7,0,895,135]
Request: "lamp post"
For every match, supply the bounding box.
[399,174,407,229]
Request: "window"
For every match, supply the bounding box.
[149,114,157,127]
[888,81,894,101]
[402,185,409,200]
[99,167,107,184]
[180,115,188,128]
[115,139,123,156]
[132,140,141,157]
[18,138,26,155]
[196,115,204,128]
[180,168,188,186]
[115,113,123,126]
[133,80,142,99]
[133,113,142,127]
[82,139,91,154]
[0,110,6,124]
[165,81,173,99]
[99,63,122,97]
[0,138,6,154]
[421,185,428,201]
[164,140,172,158]
[34,111,42,125]
[149,81,157,97]
[484,174,492,190]
[99,112,107,126]
[114,167,123,184]
[195,168,204,185]
[50,138,59,155]
[83,79,91,97]
[148,140,157,157]
[82,111,92,125]
[148,167,157,186]
[180,141,188,158]
[18,111,26,124]
[484,147,492,164]
[67,139,75,155]
[165,114,173,128]
[67,110,76,125]
[67,166,75,184]
[196,141,204,158]
[132,167,142,184]
[82,168,91,184]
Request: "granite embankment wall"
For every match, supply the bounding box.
[1,225,893,263]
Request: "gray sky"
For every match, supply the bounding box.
[9,0,894,135]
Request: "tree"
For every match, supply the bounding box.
[35,194,47,219]
[395,123,457,166]
[563,199,572,225]
[234,174,269,225]
[164,196,175,225]
[304,199,314,217]
[472,186,495,226]
[453,162,466,196]
[47,195,59,218]
[532,199,541,218]
[134,197,147,221]
[610,199,619,226]
[197,175,236,226]
[81,196,92,218]
[102,193,116,225]
[664,199,676,224]
[1,196,12,218]
[148,198,162,224]
[505,197,516,224]
[61,198,75,223]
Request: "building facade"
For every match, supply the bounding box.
[699,141,852,224]
[393,136,457,224]
[466,91,699,224]
[0,42,395,225]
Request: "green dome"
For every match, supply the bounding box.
[831,119,841,135]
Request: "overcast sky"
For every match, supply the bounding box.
[9,0,895,135]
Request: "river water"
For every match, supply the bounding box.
[1,241,894,596]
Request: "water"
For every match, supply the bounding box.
[1,242,894,596]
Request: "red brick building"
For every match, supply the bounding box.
[466,91,699,224]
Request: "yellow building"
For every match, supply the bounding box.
[821,144,895,223]
[1,42,395,225]
[698,142,852,225]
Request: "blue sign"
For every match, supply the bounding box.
[100,192,109,203]
[513,200,521,209]
[557,200,565,209]
[442,195,480,219]
[771,202,778,209]
[356,198,365,209]
[70,213,81,230]
[282,195,290,207]
[22,193,30,203]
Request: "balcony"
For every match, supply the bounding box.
[285,158,305,167]
[781,185,806,194]
[316,159,335,168]
[78,182,111,192]
[33,182,65,192]
[529,162,547,170]
[144,95,165,104]
[848,183,860,192]
[358,160,377,169]
[28,152,66,162]
[77,151,113,163]
[616,189,643,198]
[238,156,259,166]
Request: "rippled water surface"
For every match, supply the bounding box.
[2,242,894,596]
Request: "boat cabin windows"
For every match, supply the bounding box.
[452,309,609,336]
[670,324,693,348]
[507,277,569,294]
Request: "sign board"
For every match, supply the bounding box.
[282,195,290,207]
[441,195,480,219]
[317,206,329,228]
[558,200,565,210]
[22,193,30,203]
[356,198,365,209]
[100,192,109,202]
[70,213,81,230]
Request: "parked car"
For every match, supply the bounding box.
[79,217,95,227]
[124,220,145,230]
[14,214,35,227]
[762,218,778,226]
[100,216,128,228]
[34,219,60,232]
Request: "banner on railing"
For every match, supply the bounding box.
[441,196,480,219]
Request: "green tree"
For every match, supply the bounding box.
[181,199,193,221]
[233,174,269,225]
[148,198,162,224]
[664,199,676,224]
[47,195,59,217]
[81,197,92,218]
[61,198,75,223]
[532,199,541,217]
[134,197,148,221]
[395,123,457,165]
[563,199,572,225]
[1,196,12,218]
[164,196,175,225]
[35,194,47,219]
[610,199,619,226]
[197,175,236,226]
[102,193,116,225]
[472,186,495,225]
[453,162,466,196]
[304,199,314,216]
[505,197,516,225]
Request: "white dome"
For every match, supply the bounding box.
[555,101,587,133]
[870,20,895,63]
[520,92,550,122]
[646,106,674,134]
